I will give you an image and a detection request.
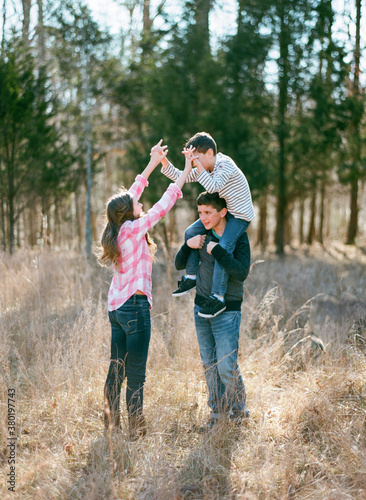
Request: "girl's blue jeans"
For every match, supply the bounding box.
[185,213,250,297]
[194,305,246,417]
[104,294,151,419]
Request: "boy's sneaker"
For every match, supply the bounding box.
[172,277,196,297]
[198,295,226,318]
[196,416,219,433]
[230,407,250,425]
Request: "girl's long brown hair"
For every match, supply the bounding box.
[98,189,157,269]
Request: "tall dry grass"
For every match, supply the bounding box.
[1,242,366,499]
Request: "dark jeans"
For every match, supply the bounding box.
[104,294,151,420]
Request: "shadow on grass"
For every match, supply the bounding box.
[175,420,246,499]
[66,428,133,500]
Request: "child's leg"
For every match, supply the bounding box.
[172,219,206,297]
[184,218,205,276]
[211,215,250,298]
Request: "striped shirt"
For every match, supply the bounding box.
[161,152,254,221]
[108,174,183,311]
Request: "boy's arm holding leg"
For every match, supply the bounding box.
[209,233,251,282]
[174,235,206,270]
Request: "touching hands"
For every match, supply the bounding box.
[150,139,168,166]
[206,241,218,254]
[182,146,198,167]
[182,146,204,171]
[187,234,206,249]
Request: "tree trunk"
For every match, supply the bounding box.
[275,3,289,255]
[82,49,93,258]
[21,0,31,42]
[257,191,268,249]
[75,187,84,251]
[299,197,304,244]
[142,0,152,34]
[1,0,6,54]
[286,203,293,246]
[307,187,316,245]
[16,215,21,248]
[318,177,325,244]
[194,0,212,51]
[28,203,38,247]
[347,177,358,243]
[1,194,6,251]
[7,159,15,254]
[346,0,361,244]
[37,0,46,64]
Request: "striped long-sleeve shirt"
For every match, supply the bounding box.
[108,174,183,311]
[161,152,254,221]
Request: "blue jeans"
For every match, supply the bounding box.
[185,214,250,297]
[105,295,151,419]
[194,305,246,418]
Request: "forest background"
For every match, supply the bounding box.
[0,0,365,257]
[1,2,366,499]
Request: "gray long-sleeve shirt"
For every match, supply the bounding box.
[175,229,251,310]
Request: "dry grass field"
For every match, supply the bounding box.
[1,241,366,499]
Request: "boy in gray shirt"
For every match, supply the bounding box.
[174,192,251,427]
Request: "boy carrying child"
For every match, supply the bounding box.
[174,191,251,427]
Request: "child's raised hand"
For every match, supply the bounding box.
[150,139,168,165]
[182,145,197,161]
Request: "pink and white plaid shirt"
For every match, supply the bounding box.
[108,174,182,311]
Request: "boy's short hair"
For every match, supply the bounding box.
[186,132,217,155]
[196,192,227,212]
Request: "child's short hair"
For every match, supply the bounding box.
[186,132,217,155]
[196,192,227,212]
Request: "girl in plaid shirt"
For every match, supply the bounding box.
[99,141,191,438]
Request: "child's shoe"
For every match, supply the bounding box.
[172,276,196,296]
[198,295,226,318]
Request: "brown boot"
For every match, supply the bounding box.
[128,413,147,440]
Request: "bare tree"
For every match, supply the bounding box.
[346,0,362,244]
[21,0,32,42]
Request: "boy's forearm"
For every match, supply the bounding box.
[161,157,169,169]
[161,160,181,181]
[211,240,250,282]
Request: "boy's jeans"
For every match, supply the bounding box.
[105,294,151,419]
[185,213,250,297]
[194,305,246,418]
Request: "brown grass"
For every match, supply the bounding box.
[1,242,366,499]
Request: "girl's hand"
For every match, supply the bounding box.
[150,139,168,165]
[187,234,206,249]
